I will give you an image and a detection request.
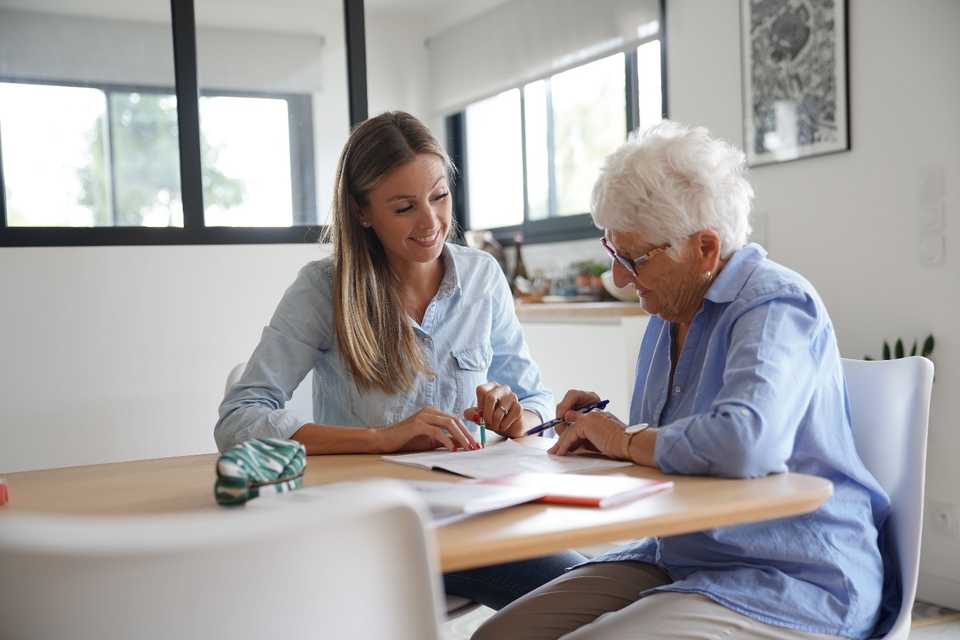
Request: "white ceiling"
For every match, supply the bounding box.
[0,0,511,36]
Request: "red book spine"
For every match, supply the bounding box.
[537,495,601,507]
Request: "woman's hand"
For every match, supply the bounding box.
[553,389,602,435]
[464,382,525,438]
[375,407,479,453]
[548,409,628,459]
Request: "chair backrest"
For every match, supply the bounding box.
[226,361,314,422]
[842,356,934,639]
[0,481,443,640]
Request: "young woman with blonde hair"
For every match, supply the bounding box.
[216,111,584,608]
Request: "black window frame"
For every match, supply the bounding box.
[451,0,668,247]
[0,0,367,247]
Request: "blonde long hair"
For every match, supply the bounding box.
[323,111,455,394]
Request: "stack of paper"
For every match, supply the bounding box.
[479,472,674,508]
[404,480,545,526]
[382,438,633,479]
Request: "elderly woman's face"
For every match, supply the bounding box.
[607,229,710,324]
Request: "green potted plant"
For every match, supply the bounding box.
[572,260,607,297]
[864,334,935,360]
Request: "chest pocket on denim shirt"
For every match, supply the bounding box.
[450,344,493,413]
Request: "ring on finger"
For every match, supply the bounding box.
[495,404,509,416]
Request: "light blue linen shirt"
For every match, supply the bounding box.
[594,244,890,639]
[215,243,552,451]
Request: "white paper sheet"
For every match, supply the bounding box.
[382,438,632,479]
[404,480,546,526]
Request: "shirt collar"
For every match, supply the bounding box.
[435,243,461,299]
[704,243,767,304]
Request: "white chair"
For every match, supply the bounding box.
[0,481,444,640]
[842,356,935,639]
[223,362,479,622]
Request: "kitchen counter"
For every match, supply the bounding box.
[516,301,647,324]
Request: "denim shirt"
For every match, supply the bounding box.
[594,244,890,639]
[215,243,552,451]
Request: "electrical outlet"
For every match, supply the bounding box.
[930,501,960,539]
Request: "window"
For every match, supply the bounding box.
[465,89,524,229]
[200,95,298,227]
[0,83,112,227]
[0,0,359,246]
[0,81,312,229]
[550,53,628,218]
[453,40,663,244]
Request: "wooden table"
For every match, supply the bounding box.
[1,438,832,572]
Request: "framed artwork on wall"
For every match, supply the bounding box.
[740,0,850,167]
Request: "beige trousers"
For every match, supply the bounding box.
[472,562,844,640]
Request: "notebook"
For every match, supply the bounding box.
[479,472,673,508]
[381,437,633,479]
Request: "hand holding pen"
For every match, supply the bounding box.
[525,390,606,436]
[464,382,525,443]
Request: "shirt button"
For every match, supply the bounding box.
[740,409,749,416]
[674,386,681,394]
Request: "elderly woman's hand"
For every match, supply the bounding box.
[554,389,601,435]
[548,409,629,459]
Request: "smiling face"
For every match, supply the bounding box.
[361,153,452,270]
[607,228,722,324]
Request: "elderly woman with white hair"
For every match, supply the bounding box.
[473,122,892,640]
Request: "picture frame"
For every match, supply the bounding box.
[740,0,850,167]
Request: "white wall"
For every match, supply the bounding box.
[665,0,960,608]
[0,244,327,473]
[365,11,431,120]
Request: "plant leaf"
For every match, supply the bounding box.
[882,341,891,360]
[895,339,905,359]
[910,340,918,357]
[922,334,935,358]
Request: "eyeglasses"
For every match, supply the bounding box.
[601,236,670,278]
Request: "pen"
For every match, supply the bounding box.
[479,417,486,448]
[524,399,610,436]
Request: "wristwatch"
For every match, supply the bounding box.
[622,423,651,461]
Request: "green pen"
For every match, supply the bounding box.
[479,417,486,448]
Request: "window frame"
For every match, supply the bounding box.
[0,0,366,247]
[451,0,668,247]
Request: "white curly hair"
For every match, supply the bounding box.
[591,120,754,259]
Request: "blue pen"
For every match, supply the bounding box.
[524,399,610,436]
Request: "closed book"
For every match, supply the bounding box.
[479,472,673,508]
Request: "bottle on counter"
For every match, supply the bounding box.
[510,232,530,297]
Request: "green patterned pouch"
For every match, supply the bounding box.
[215,438,307,506]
